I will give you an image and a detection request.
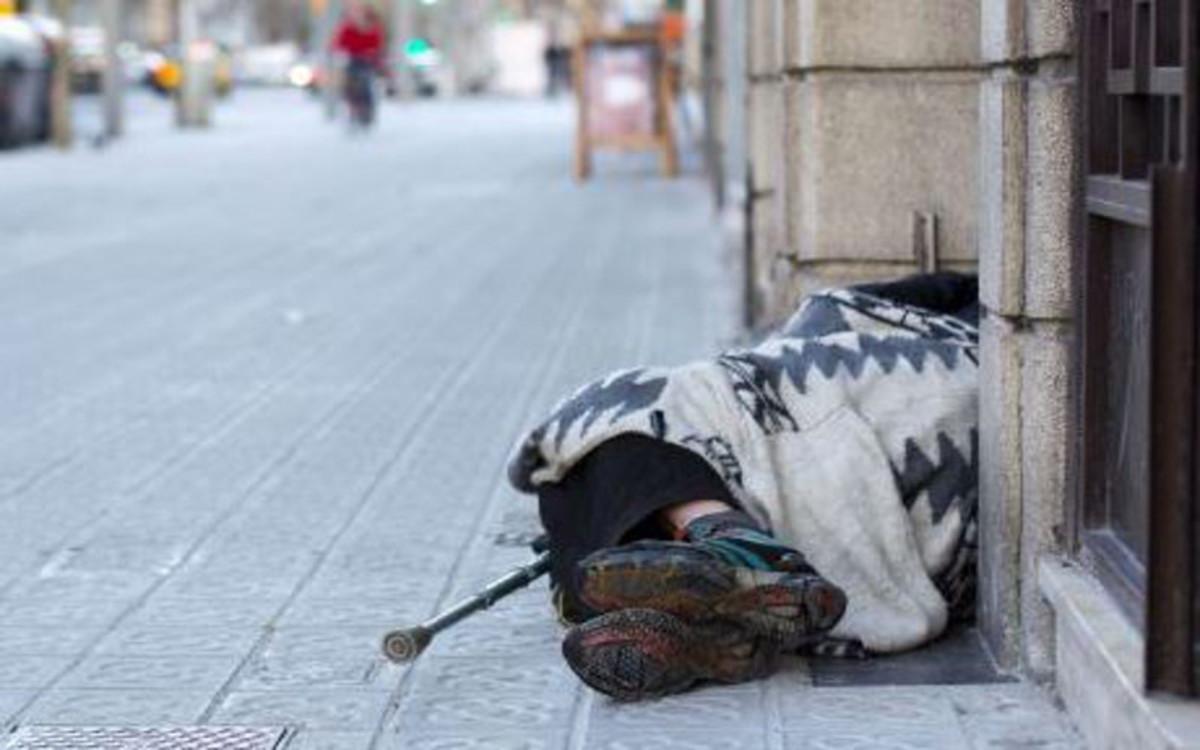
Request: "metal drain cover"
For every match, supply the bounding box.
[3,726,290,750]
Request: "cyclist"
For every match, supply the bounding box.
[332,1,387,128]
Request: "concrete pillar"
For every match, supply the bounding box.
[176,0,213,127]
[100,0,124,139]
[49,0,73,148]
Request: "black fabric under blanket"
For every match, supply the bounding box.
[536,433,737,621]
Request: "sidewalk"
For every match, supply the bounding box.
[0,94,1080,750]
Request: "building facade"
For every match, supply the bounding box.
[711,2,1199,748]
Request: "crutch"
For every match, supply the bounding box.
[381,547,552,663]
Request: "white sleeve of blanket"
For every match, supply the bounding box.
[769,406,949,653]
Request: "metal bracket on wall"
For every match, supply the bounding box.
[912,211,940,273]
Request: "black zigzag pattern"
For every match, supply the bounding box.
[892,428,979,524]
[719,335,968,434]
[542,369,668,450]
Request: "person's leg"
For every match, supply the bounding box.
[562,498,846,702]
[659,499,732,530]
[576,503,844,644]
[538,436,846,700]
[537,435,741,623]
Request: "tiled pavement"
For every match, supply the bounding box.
[0,94,1081,749]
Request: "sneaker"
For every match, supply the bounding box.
[577,540,846,648]
[561,608,778,701]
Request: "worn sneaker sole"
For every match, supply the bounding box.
[578,542,846,647]
[562,608,777,701]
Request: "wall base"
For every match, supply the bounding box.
[1039,558,1200,750]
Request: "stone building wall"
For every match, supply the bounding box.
[739,0,1080,679]
[744,0,982,326]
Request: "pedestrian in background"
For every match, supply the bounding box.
[332,1,388,129]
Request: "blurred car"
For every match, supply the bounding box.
[143,42,232,98]
[0,14,52,148]
[398,37,441,98]
[70,26,147,94]
[237,43,300,87]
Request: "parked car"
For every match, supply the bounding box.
[0,14,51,148]
[237,43,300,87]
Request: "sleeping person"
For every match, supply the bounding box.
[507,273,980,701]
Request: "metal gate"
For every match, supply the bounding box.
[1077,0,1199,695]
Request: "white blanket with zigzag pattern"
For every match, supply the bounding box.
[508,288,979,653]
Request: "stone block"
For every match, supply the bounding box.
[748,80,785,194]
[978,313,1022,669]
[748,0,785,77]
[1024,78,1078,320]
[784,73,980,264]
[978,76,1027,317]
[766,258,977,326]
[783,0,981,70]
[981,0,1025,64]
[1027,0,1078,59]
[1018,321,1072,678]
[749,191,787,324]
[983,0,1077,63]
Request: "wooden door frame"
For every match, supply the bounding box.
[1072,0,1199,696]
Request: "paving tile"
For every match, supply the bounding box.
[211,690,392,731]
[262,627,387,662]
[284,730,375,750]
[779,686,968,748]
[236,650,404,691]
[59,654,242,690]
[121,597,282,629]
[588,683,765,731]
[0,597,130,628]
[23,689,213,725]
[0,627,107,656]
[584,729,768,750]
[2,573,158,603]
[0,691,33,725]
[782,728,969,749]
[392,657,577,733]
[382,731,569,750]
[95,625,262,657]
[155,573,299,601]
[276,597,435,630]
[300,572,446,603]
[0,656,72,690]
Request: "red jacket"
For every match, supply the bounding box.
[333,20,385,67]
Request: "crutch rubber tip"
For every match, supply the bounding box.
[382,626,432,663]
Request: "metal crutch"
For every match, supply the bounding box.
[381,549,552,663]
